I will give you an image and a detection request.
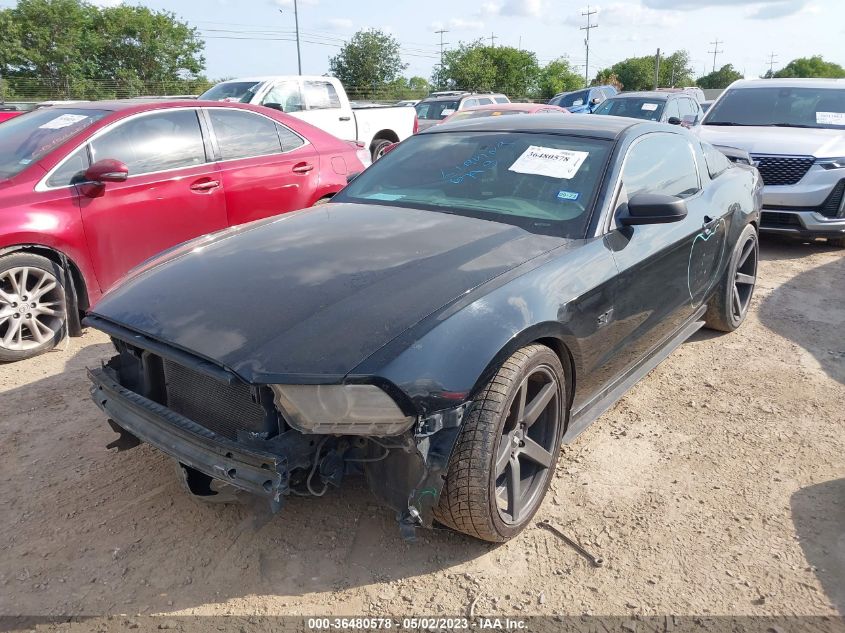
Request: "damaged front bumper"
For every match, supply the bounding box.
[89,364,469,533]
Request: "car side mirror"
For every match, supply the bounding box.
[590,97,601,105]
[619,193,688,226]
[263,102,284,112]
[681,114,698,127]
[85,159,128,184]
[667,116,682,126]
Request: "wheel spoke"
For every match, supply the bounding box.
[732,285,742,317]
[735,272,755,286]
[513,380,527,424]
[521,381,556,427]
[2,318,21,346]
[738,239,755,268]
[0,287,15,304]
[520,437,553,469]
[31,277,57,300]
[507,456,522,522]
[28,318,51,344]
[8,269,24,296]
[495,433,513,476]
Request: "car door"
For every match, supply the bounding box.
[603,131,719,376]
[295,80,356,140]
[205,107,321,226]
[79,108,227,291]
[663,98,681,123]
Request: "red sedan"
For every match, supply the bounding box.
[0,100,366,361]
[440,102,569,125]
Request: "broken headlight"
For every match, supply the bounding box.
[270,384,415,436]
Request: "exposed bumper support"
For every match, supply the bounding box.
[89,367,287,500]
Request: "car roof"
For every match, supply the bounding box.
[420,93,506,102]
[606,91,672,101]
[41,99,273,115]
[212,75,330,84]
[725,78,845,90]
[423,112,642,139]
[457,102,549,112]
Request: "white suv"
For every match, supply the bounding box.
[699,79,845,247]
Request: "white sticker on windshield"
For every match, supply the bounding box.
[508,146,589,179]
[816,111,845,125]
[38,114,88,130]
[641,103,659,111]
[440,109,455,116]
[364,192,406,201]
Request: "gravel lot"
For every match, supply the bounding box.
[1,237,843,629]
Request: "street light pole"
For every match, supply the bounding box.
[279,3,302,76]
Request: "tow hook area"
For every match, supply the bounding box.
[105,419,141,451]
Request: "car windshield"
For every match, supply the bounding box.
[446,109,532,122]
[334,131,611,237]
[415,100,459,120]
[199,81,262,102]
[704,86,845,129]
[555,90,590,108]
[594,97,665,121]
[0,108,108,179]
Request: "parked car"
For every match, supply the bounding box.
[698,79,845,247]
[395,99,419,107]
[440,102,569,124]
[87,114,761,542]
[0,100,366,362]
[547,86,617,113]
[414,92,511,131]
[656,86,707,104]
[593,91,703,127]
[0,102,38,123]
[200,76,417,161]
[701,100,714,113]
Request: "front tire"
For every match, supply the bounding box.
[0,253,68,362]
[705,223,758,332]
[434,344,566,542]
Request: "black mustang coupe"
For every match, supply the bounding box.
[87,116,761,542]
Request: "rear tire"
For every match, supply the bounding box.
[0,253,68,362]
[434,344,566,542]
[371,138,393,162]
[705,223,758,332]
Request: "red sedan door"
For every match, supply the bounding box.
[79,108,228,291]
[204,107,321,225]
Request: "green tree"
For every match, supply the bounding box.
[766,55,845,78]
[382,76,432,100]
[537,58,584,99]
[591,69,623,91]
[696,64,743,89]
[436,40,540,98]
[329,29,407,99]
[595,50,693,92]
[0,0,205,100]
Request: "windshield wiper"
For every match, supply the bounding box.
[704,122,752,126]
[767,123,817,128]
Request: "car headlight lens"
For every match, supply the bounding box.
[270,384,415,436]
[816,157,845,170]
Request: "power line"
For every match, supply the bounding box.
[708,37,723,73]
[580,5,598,86]
[489,32,497,47]
[766,51,778,76]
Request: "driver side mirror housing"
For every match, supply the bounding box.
[619,193,688,226]
[590,97,601,105]
[667,116,682,126]
[85,159,129,184]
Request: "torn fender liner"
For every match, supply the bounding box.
[364,403,470,529]
[89,367,287,500]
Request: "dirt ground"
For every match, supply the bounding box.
[1,236,843,629]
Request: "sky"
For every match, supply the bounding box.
[3,0,844,82]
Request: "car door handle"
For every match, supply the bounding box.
[292,163,314,174]
[190,179,220,192]
[339,116,351,121]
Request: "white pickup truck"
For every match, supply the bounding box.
[199,76,417,161]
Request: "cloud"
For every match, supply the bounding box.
[90,0,122,6]
[272,0,318,8]
[600,3,682,27]
[642,0,807,15]
[430,17,487,31]
[322,17,353,30]
[479,0,552,17]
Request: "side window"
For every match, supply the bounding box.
[276,123,305,152]
[664,99,681,121]
[47,146,90,187]
[208,109,283,160]
[478,97,494,105]
[90,110,206,176]
[303,81,341,110]
[591,89,605,104]
[462,98,479,108]
[494,96,509,104]
[701,141,732,178]
[262,81,303,113]
[621,133,701,199]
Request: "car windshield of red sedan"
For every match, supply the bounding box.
[336,131,611,237]
[0,108,108,179]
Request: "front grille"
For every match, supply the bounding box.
[820,180,845,218]
[751,155,814,186]
[762,211,803,228]
[163,359,269,441]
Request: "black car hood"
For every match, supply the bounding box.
[90,203,568,383]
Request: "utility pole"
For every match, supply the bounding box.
[708,38,723,73]
[435,28,449,88]
[580,5,598,87]
[766,52,778,76]
[654,48,661,89]
[279,2,302,75]
[489,32,497,47]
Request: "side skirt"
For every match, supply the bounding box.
[563,306,707,444]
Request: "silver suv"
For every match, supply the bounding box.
[699,79,845,247]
